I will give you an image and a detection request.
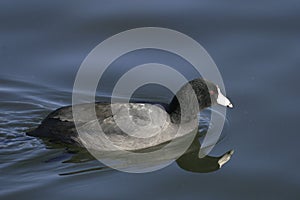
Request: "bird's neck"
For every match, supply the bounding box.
[168,88,199,124]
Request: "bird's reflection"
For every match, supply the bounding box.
[176,133,233,173]
[42,130,233,175]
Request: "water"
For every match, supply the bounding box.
[1,0,300,199]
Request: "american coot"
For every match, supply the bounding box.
[27,78,233,151]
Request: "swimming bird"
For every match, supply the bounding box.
[27,78,233,151]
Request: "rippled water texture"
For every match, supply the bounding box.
[1,0,300,199]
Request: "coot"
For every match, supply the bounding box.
[27,78,233,151]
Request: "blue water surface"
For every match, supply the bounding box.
[0,0,299,199]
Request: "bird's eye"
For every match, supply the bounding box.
[209,90,215,95]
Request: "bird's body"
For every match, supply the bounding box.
[27,78,233,151]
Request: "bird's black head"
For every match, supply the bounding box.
[169,78,233,114]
